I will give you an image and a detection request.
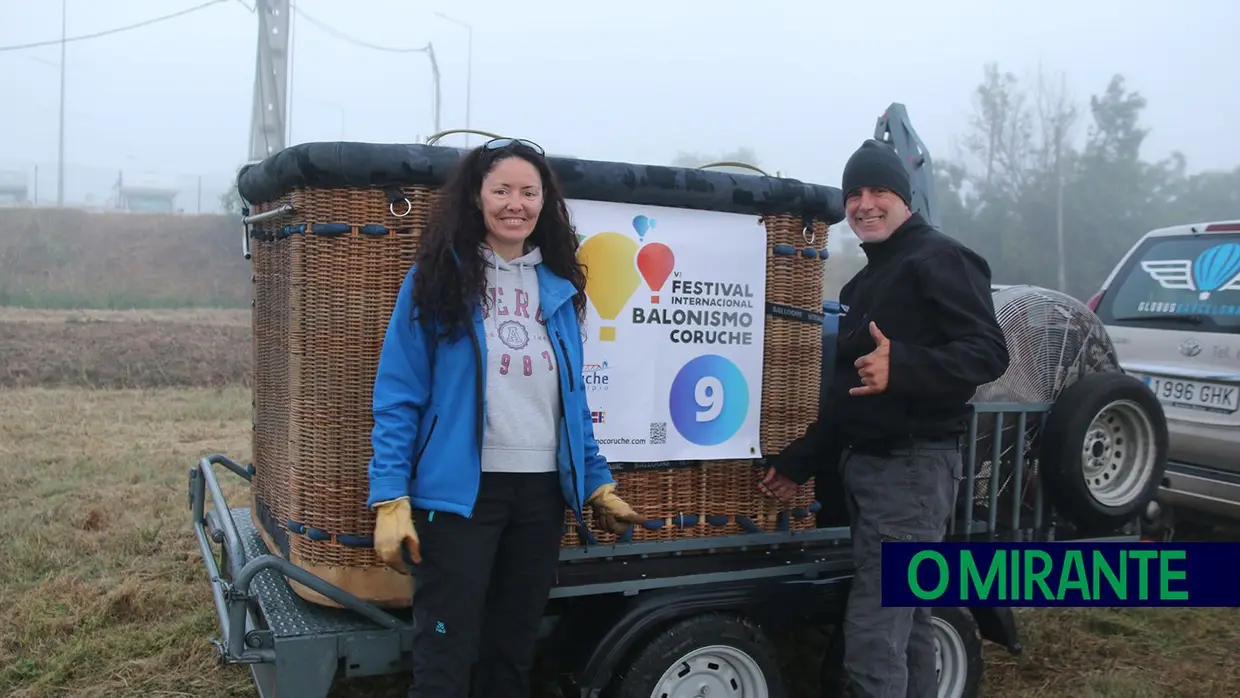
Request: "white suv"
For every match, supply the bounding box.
[1088,219,1240,525]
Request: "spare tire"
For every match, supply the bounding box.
[1038,371,1168,533]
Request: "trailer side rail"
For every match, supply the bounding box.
[189,399,1129,675]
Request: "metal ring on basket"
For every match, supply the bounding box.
[802,225,816,245]
[389,199,413,218]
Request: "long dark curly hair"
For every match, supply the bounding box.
[411,141,588,339]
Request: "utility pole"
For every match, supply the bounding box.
[57,0,66,206]
[434,12,473,146]
[1055,125,1066,293]
[249,0,291,163]
[424,44,442,135]
[1053,69,1070,294]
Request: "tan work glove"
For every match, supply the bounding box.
[587,483,645,535]
[372,498,421,572]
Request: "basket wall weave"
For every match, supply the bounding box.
[239,143,843,608]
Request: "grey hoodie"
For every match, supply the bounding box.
[480,245,562,474]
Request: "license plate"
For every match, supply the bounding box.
[1140,375,1239,413]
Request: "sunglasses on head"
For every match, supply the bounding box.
[483,137,545,155]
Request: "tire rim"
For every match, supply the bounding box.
[933,616,969,698]
[650,644,767,698]
[1080,398,1157,507]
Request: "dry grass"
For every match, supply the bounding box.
[983,606,1240,696]
[4,387,1238,697]
[0,387,254,698]
[2,298,1239,698]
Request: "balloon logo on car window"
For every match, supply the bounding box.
[1140,242,1240,301]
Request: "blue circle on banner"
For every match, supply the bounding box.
[668,355,749,446]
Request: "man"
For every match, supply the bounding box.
[760,139,1010,698]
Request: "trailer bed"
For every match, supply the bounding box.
[217,500,855,635]
[191,397,1162,697]
[201,492,858,697]
[227,505,386,638]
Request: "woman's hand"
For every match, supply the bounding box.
[373,498,421,572]
[587,483,645,535]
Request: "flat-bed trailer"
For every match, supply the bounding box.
[192,104,1162,697]
[191,391,1151,698]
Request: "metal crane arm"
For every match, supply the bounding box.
[874,103,939,230]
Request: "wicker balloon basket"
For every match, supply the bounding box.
[237,142,845,608]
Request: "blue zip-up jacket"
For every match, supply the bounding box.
[365,263,615,522]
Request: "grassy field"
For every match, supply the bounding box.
[2,309,1239,697]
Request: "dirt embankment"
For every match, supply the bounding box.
[0,208,255,388]
[0,207,250,308]
[0,308,252,389]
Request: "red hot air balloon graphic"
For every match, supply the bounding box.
[637,242,675,303]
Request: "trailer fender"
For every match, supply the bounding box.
[565,586,756,692]
[969,605,1022,655]
[560,580,838,693]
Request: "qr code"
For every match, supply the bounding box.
[648,422,668,445]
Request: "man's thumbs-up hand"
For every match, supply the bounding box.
[850,321,891,396]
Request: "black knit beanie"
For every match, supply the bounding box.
[841,139,912,208]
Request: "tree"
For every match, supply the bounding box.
[963,62,1034,204]
[218,164,248,216]
[950,62,1075,290]
[1169,166,1240,222]
[1065,74,1162,295]
[937,63,1238,301]
[219,187,243,215]
[1032,65,1080,291]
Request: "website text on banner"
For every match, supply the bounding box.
[880,541,1240,608]
[570,199,767,463]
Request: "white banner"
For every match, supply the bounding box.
[569,198,767,462]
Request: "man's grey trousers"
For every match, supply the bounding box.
[838,440,962,698]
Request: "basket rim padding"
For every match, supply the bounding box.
[236,141,846,225]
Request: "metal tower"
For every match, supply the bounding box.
[248,0,291,163]
[874,103,939,230]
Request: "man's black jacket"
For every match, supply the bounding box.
[774,213,1011,486]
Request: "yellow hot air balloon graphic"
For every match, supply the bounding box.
[577,232,640,341]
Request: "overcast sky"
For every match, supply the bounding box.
[1,0,1237,213]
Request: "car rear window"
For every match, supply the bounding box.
[1096,233,1240,334]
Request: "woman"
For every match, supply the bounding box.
[366,137,643,698]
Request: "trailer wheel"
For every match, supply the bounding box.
[931,607,984,698]
[1039,371,1168,533]
[820,606,983,698]
[607,613,787,698]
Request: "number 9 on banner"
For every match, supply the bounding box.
[694,376,724,422]
[669,354,749,446]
